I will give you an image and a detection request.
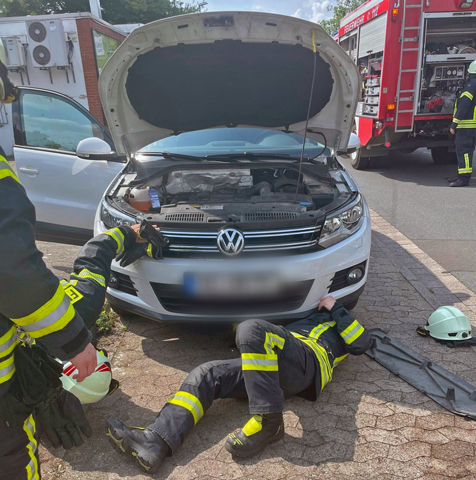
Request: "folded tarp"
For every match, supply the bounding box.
[366,329,476,419]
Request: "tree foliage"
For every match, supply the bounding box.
[0,0,199,24]
[320,0,367,35]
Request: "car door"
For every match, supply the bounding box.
[12,88,125,245]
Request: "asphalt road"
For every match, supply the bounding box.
[340,148,476,293]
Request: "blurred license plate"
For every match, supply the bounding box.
[184,273,281,299]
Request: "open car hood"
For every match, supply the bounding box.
[99,12,360,156]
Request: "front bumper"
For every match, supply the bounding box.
[98,214,371,323]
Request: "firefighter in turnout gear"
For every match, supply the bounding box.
[107,296,372,474]
[449,60,476,187]
[0,51,146,479]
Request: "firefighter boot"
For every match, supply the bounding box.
[447,176,459,183]
[225,413,284,458]
[106,418,169,474]
[450,175,471,187]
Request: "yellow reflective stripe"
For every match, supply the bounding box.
[309,321,336,341]
[341,320,365,345]
[290,332,332,390]
[465,153,471,170]
[264,332,285,355]
[147,243,154,258]
[462,91,474,101]
[0,156,21,183]
[104,228,125,254]
[71,268,106,287]
[0,326,19,358]
[11,285,75,338]
[333,354,349,367]
[0,355,16,384]
[23,415,39,480]
[167,391,203,425]
[242,415,263,436]
[453,118,461,124]
[458,168,473,174]
[242,353,278,361]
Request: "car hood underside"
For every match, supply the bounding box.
[99,11,360,156]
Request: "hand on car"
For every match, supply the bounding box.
[71,343,97,382]
[130,223,160,244]
[318,296,336,312]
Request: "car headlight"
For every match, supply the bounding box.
[319,195,364,248]
[100,201,136,229]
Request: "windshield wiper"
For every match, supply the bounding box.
[158,152,239,163]
[205,152,312,162]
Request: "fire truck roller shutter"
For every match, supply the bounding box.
[358,14,388,59]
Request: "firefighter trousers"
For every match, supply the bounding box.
[0,414,40,480]
[148,319,318,454]
[455,129,475,180]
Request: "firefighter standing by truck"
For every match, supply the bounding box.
[448,60,476,187]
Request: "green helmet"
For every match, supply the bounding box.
[425,306,472,341]
[468,60,476,75]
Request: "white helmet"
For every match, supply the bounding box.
[468,60,476,75]
[425,306,472,341]
[60,350,113,404]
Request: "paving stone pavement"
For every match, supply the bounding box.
[37,209,476,480]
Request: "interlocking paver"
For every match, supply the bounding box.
[37,209,476,479]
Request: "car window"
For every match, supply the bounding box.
[140,128,330,158]
[21,91,107,152]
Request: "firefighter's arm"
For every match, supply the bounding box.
[65,226,137,329]
[0,159,92,360]
[318,296,371,354]
[451,90,473,129]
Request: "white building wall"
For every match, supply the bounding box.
[0,17,88,155]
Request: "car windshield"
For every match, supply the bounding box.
[139,128,329,159]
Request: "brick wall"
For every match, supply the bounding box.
[76,18,125,124]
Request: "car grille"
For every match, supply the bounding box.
[151,280,314,315]
[164,213,205,222]
[109,272,138,296]
[328,261,367,293]
[161,224,323,255]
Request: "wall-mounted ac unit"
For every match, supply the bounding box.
[26,20,69,68]
[2,37,27,68]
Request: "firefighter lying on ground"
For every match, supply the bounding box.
[106,296,372,474]
[448,59,476,187]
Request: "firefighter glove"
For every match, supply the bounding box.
[36,389,93,449]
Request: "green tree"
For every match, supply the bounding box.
[320,0,367,35]
[0,0,199,24]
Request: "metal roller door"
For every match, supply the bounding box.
[358,14,387,58]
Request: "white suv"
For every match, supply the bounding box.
[13,12,371,323]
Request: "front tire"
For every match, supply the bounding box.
[343,299,359,311]
[350,149,370,170]
[431,147,456,165]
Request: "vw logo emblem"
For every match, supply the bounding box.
[217,228,245,256]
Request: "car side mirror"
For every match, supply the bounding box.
[76,137,117,161]
[338,133,361,155]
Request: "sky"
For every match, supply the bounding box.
[203,1,336,23]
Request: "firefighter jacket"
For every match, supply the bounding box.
[0,154,135,397]
[451,78,476,130]
[286,303,372,397]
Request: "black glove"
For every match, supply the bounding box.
[116,242,164,267]
[36,389,93,449]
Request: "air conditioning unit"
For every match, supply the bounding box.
[26,20,69,68]
[2,37,27,68]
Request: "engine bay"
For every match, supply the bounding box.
[112,165,346,225]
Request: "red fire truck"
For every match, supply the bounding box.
[338,0,476,169]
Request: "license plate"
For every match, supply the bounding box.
[184,272,281,299]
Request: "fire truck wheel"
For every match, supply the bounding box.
[350,149,370,170]
[431,147,456,165]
